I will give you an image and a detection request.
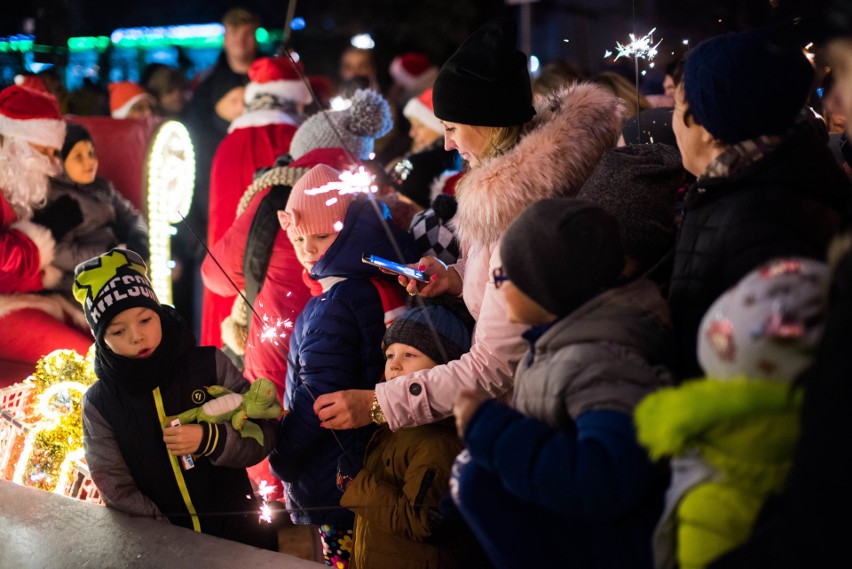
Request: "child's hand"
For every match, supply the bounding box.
[398,256,462,298]
[453,390,490,439]
[163,423,203,456]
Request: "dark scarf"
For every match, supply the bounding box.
[94,305,195,395]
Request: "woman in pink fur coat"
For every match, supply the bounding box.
[313,18,623,431]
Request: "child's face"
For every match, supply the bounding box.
[384,343,438,381]
[103,307,162,358]
[64,140,98,185]
[501,281,557,326]
[289,232,338,272]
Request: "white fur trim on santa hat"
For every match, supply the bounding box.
[244,79,312,106]
[11,220,55,269]
[111,92,153,119]
[0,292,89,329]
[390,58,439,91]
[403,96,443,135]
[0,114,65,150]
[228,109,299,133]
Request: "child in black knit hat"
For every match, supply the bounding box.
[74,248,278,550]
[34,122,149,304]
[451,199,674,569]
[337,304,475,569]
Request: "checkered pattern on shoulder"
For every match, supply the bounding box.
[410,208,461,265]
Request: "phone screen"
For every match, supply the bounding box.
[362,254,428,282]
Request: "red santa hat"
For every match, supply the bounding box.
[244,57,313,105]
[402,88,443,135]
[389,52,438,91]
[109,81,155,119]
[0,84,65,150]
[14,74,50,94]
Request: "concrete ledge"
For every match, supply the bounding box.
[0,480,324,568]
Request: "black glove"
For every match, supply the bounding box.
[32,194,84,242]
[336,451,362,493]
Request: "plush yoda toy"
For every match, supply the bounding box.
[168,377,284,445]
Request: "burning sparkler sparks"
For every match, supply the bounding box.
[258,480,275,523]
[611,28,662,62]
[305,165,378,197]
[258,314,294,346]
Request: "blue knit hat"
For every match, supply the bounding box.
[683,27,813,145]
[382,305,471,365]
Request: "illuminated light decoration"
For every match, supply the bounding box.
[67,36,110,52]
[350,33,375,50]
[612,28,662,62]
[67,25,281,53]
[529,55,540,74]
[145,120,195,305]
[13,381,90,491]
[0,34,34,53]
[291,17,306,31]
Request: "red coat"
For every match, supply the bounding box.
[201,119,297,347]
[201,148,354,390]
[0,191,44,294]
[0,189,93,372]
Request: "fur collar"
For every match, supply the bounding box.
[451,82,624,250]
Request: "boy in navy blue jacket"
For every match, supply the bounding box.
[269,164,416,567]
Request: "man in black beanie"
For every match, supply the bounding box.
[668,25,850,380]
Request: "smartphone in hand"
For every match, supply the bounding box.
[362,254,429,283]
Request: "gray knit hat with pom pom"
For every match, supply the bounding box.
[289,89,393,160]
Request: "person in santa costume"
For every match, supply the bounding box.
[201,56,313,348]
[0,83,92,369]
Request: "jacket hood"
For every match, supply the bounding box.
[310,195,418,280]
[451,82,624,250]
[542,278,673,366]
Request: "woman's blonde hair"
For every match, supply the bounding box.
[482,124,525,161]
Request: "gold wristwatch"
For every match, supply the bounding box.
[370,392,387,425]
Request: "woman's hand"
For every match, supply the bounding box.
[396,256,463,298]
[314,389,375,430]
[163,423,203,456]
[453,390,490,439]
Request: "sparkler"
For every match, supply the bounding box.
[305,165,379,197]
[607,28,663,143]
[257,480,274,524]
[613,28,662,62]
[258,314,294,346]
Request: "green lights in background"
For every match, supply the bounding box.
[64,26,281,53]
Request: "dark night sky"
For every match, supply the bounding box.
[1,0,815,78]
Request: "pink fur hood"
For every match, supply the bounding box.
[451,82,624,250]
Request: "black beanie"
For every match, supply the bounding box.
[382,305,471,365]
[73,248,161,342]
[61,122,94,162]
[432,17,535,127]
[501,199,625,318]
[683,27,813,145]
[577,144,684,269]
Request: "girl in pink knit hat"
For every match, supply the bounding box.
[269,164,418,567]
